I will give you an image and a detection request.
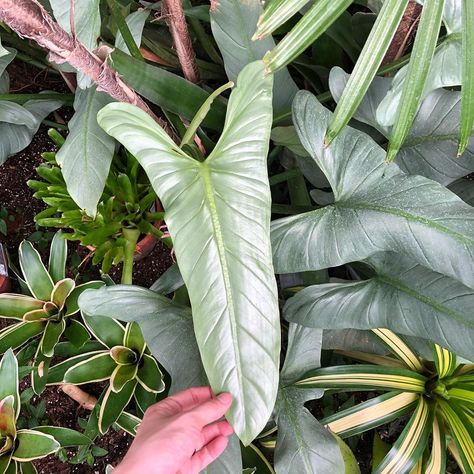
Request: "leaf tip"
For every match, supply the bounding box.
[385,147,399,164]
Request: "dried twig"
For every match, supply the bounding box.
[0,0,175,137]
[162,0,200,83]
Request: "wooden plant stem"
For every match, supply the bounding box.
[0,0,174,136]
[382,0,423,65]
[60,384,97,411]
[162,0,200,83]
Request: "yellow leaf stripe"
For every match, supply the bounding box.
[434,344,457,379]
[425,416,445,474]
[326,392,418,436]
[297,372,426,392]
[372,329,423,372]
[377,398,431,474]
[439,401,474,471]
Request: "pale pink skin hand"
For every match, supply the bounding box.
[114,387,233,474]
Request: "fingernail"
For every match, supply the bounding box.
[217,393,232,404]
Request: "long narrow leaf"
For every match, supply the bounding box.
[374,397,433,474]
[425,415,446,474]
[253,0,311,40]
[458,0,474,155]
[386,0,446,162]
[322,391,418,438]
[372,329,423,373]
[263,0,353,73]
[295,365,427,392]
[433,344,457,379]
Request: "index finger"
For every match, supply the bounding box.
[160,387,214,415]
[188,392,233,426]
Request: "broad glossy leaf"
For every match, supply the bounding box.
[0,102,36,127]
[210,0,298,113]
[377,34,462,128]
[0,296,43,320]
[33,426,91,447]
[271,92,474,290]
[97,61,280,445]
[110,49,226,132]
[0,39,16,78]
[136,353,164,393]
[78,285,243,473]
[284,252,474,361]
[48,231,66,283]
[47,350,106,384]
[81,313,124,349]
[275,324,344,473]
[49,0,100,88]
[56,87,115,216]
[386,0,446,162]
[63,319,90,348]
[448,179,474,206]
[0,99,62,165]
[330,69,474,185]
[12,430,60,461]
[0,351,19,417]
[149,264,184,295]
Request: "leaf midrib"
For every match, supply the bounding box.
[333,201,474,245]
[375,273,474,329]
[199,163,244,411]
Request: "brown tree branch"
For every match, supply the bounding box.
[382,0,423,65]
[162,0,200,83]
[0,0,175,137]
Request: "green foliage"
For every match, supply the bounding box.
[0,232,103,393]
[28,143,169,276]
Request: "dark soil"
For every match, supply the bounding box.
[0,59,173,472]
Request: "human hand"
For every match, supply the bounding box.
[114,387,233,474]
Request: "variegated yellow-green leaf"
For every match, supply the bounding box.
[374,397,433,474]
[322,391,418,439]
[433,344,457,379]
[425,415,446,474]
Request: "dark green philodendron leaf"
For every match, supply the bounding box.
[275,324,345,473]
[78,285,243,474]
[330,67,474,185]
[98,61,280,445]
[284,252,474,361]
[0,98,63,165]
[56,87,115,216]
[271,92,474,289]
[209,0,298,113]
[448,179,474,206]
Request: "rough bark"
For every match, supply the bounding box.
[382,0,423,65]
[162,0,200,83]
[0,0,174,136]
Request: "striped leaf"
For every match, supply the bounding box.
[253,0,311,40]
[374,397,434,474]
[335,351,406,369]
[438,400,474,472]
[372,329,423,373]
[0,322,44,353]
[458,0,474,155]
[263,0,353,73]
[433,344,457,379]
[424,415,446,474]
[386,0,446,162]
[19,241,53,301]
[325,0,409,144]
[447,388,474,407]
[47,231,66,283]
[322,391,418,438]
[0,295,43,320]
[295,365,427,392]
